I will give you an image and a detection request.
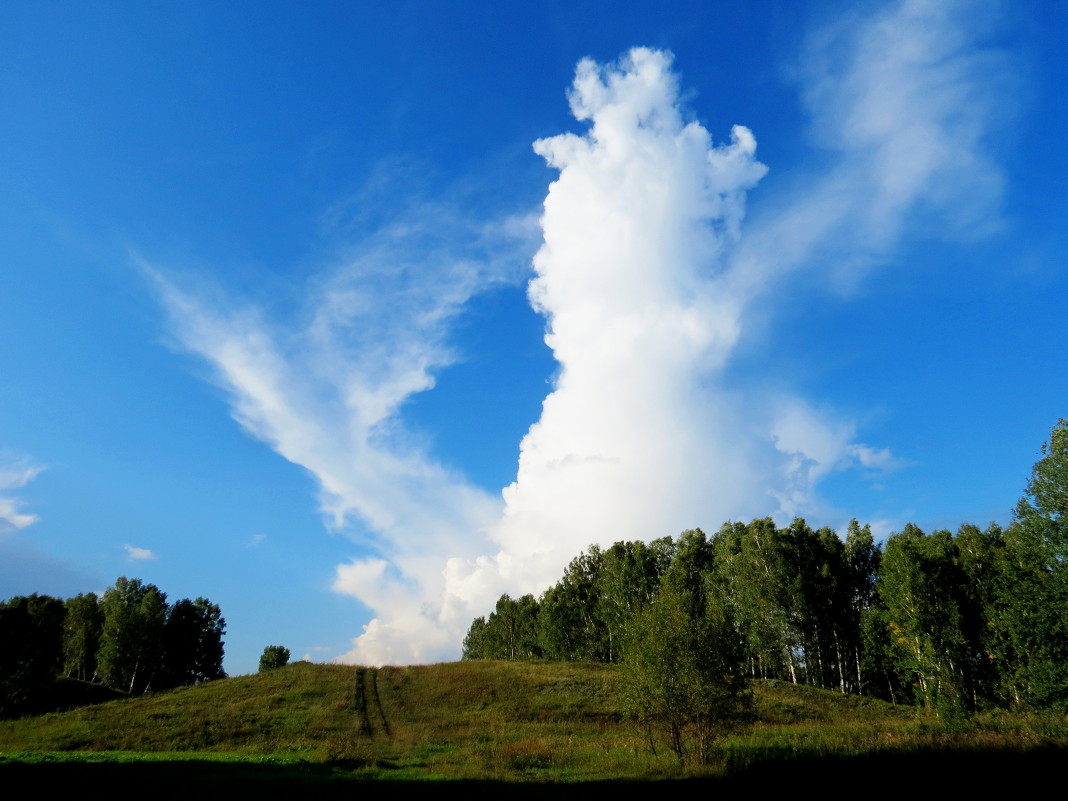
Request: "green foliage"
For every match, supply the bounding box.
[460,420,1068,714]
[878,525,970,716]
[98,578,168,694]
[0,594,65,716]
[537,545,607,662]
[460,616,488,660]
[163,598,226,686]
[460,595,540,660]
[711,518,796,682]
[844,520,881,693]
[659,529,710,601]
[996,418,1068,709]
[953,522,1004,707]
[618,584,750,765]
[594,540,667,662]
[1015,418,1068,550]
[62,593,102,682]
[3,579,225,715]
[259,645,290,672]
[859,606,904,704]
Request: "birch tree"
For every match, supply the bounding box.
[618,582,750,765]
[97,577,167,693]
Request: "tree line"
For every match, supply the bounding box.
[1,576,225,717]
[463,419,1068,716]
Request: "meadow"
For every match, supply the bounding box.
[2,660,1067,794]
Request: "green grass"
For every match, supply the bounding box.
[2,660,1067,791]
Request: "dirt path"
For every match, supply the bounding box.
[353,667,390,739]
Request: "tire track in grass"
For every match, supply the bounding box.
[354,667,373,736]
[370,668,391,738]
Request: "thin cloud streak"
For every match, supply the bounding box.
[124,544,158,561]
[0,452,44,534]
[147,204,532,664]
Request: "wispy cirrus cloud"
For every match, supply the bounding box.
[146,198,535,664]
[730,0,1012,297]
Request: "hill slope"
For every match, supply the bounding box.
[2,660,1066,790]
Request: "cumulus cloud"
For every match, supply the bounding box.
[431,49,771,616]
[152,1,1012,665]
[0,452,44,534]
[124,544,158,561]
[402,2,1005,663]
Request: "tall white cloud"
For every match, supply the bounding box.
[154,0,1011,665]
[435,49,771,608]
[392,1,1007,663]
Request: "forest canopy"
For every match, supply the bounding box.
[464,419,1068,715]
[1,577,225,717]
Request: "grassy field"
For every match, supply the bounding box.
[2,660,1067,793]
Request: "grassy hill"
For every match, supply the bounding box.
[2,660,1067,793]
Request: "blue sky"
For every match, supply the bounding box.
[1,1,1065,674]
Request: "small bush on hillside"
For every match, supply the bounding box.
[258,646,290,672]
